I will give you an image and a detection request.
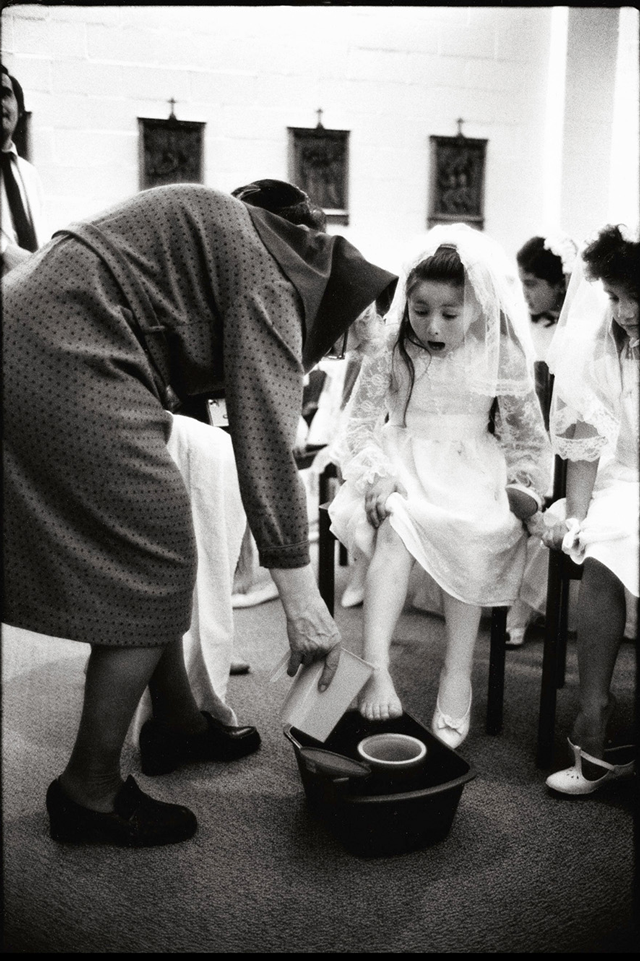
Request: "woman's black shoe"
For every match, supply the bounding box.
[46,775,198,846]
[139,710,261,776]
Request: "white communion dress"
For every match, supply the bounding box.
[329,327,551,608]
[547,344,639,597]
[546,251,639,601]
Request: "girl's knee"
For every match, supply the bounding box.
[582,558,624,599]
[373,519,407,557]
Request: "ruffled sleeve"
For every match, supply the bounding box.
[333,328,397,493]
[550,343,622,461]
[493,337,553,502]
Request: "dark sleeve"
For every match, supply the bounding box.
[223,274,311,569]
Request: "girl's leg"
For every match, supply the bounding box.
[506,597,534,646]
[439,592,483,718]
[359,520,414,721]
[571,558,627,764]
[341,547,369,608]
[60,644,166,811]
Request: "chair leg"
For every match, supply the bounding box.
[318,464,337,616]
[557,575,570,688]
[486,607,507,735]
[537,550,565,768]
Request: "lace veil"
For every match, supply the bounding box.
[384,223,535,398]
[547,253,626,460]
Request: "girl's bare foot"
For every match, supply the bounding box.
[358,668,403,722]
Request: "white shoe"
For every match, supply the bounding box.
[545,738,635,795]
[341,583,365,608]
[431,687,472,750]
[505,628,526,648]
[231,582,279,609]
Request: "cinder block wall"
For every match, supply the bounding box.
[1,4,631,271]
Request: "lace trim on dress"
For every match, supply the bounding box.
[334,322,551,501]
[495,391,552,493]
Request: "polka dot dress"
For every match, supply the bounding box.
[3,185,310,647]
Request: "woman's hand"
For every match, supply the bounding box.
[365,476,408,528]
[282,604,341,691]
[270,566,341,691]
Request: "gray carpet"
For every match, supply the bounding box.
[2,560,637,953]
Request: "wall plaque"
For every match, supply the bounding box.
[428,131,487,229]
[138,107,205,190]
[288,117,349,225]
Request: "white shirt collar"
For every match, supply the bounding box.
[1,141,18,158]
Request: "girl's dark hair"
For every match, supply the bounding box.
[232,178,327,231]
[392,245,465,424]
[1,65,25,118]
[516,236,565,285]
[582,224,640,304]
[2,65,30,154]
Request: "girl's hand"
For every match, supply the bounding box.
[365,477,408,528]
[541,520,570,551]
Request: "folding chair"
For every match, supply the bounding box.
[316,462,510,735]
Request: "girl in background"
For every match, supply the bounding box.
[330,224,550,748]
[517,234,577,428]
[505,233,577,647]
[543,224,638,795]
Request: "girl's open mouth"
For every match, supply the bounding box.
[428,341,446,352]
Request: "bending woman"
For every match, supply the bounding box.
[3,183,396,846]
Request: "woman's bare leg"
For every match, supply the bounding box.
[438,592,482,718]
[358,520,414,721]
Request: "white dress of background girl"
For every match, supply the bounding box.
[543,243,638,599]
[329,224,551,747]
[504,233,578,645]
[539,228,638,793]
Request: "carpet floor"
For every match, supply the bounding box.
[2,559,637,953]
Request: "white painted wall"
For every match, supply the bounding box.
[561,7,620,242]
[2,4,637,273]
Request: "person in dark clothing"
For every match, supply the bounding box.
[1,64,46,273]
[3,182,396,847]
